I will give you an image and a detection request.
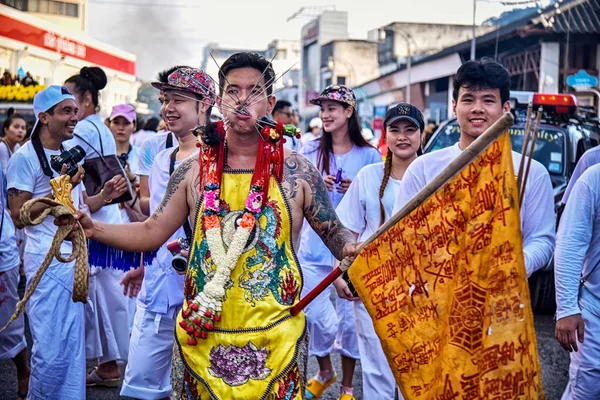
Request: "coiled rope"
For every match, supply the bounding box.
[0,197,88,334]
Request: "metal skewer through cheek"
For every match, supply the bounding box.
[209,52,243,105]
[243,63,298,109]
[238,51,279,109]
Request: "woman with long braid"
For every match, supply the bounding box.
[335,103,424,400]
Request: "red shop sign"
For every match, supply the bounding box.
[0,13,135,76]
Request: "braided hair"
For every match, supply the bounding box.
[378,148,393,227]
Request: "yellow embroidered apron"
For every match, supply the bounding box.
[177,171,306,400]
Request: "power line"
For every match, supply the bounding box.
[88,1,201,8]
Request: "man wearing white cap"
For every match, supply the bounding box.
[6,85,126,399]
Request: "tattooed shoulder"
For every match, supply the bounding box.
[282,154,305,201]
[152,157,195,220]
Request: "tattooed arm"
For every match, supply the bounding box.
[72,158,196,252]
[283,154,356,261]
[7,189,33,229]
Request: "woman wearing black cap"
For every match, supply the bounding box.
[336,103,424,400]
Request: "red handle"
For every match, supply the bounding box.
[290,266,344,316]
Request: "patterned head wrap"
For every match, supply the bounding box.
[309,84,356,109]
[152,67,216,105]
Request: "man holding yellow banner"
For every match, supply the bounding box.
[346,60,553,399]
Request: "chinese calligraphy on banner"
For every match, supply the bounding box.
[348,133,544,400]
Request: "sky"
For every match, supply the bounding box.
[87,0,550,81]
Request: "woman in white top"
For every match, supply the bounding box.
[0,113,26,174]
[300,85,381,400]
[1,113,27,258]
[65,67,133,387]
[336,103,424,400]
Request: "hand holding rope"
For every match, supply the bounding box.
[0,178,89,334]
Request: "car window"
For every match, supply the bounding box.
[427,121,566,175]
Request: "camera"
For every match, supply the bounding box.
[117,153,128,168]
[166,237,191,272]
[342,270,358,298]
[50,145,86,177]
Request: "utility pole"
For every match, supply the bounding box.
[471,0,477,60]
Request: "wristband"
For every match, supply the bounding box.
[100,189,112,203]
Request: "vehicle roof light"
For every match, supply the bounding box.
[533,93,577,107]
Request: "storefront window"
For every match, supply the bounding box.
[28,0,79,17]
[0,0,28,11]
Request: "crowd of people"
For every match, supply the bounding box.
[0,51,597,400]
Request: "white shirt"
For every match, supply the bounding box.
[66,114,122,224]
[393,142,555,277]
[562,146,600,205]
[297,142,382,267]
[6,141,83,255]
[138,146,197,313]
[0,169,20,272]
[336,162,401,242]
[555,164,600,319]
[137,131,176,176]
[130,129,154,147]
[0,141,20,175]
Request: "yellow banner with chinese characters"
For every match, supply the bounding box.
[348,133,544,400]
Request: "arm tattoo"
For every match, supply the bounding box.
[283,154,355,260]
[7,188,25,199]
[152,157,194,220]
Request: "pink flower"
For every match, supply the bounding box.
[245,191,263,213]
[204,189,220,212]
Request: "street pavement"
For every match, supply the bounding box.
[0,282,569,399]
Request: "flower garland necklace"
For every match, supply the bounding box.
[179,119,301,345]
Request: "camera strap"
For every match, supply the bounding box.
[31,132,63,179]
[169,147,192,238]
[166,132,173,149]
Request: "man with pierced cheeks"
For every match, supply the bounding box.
[66,52,359,398]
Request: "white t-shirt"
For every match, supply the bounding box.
[0,141,20,175]
[555,163,600,319]
[297,142,382,267]
[6,141,83,255]
[137,131,176,176]
[393,142,555,277]
[562,145,600,205]
[130,129,156,147]
[66,114,122,224]
[336,162,401,242]
[138,146,197,313]
[0,169,20,272]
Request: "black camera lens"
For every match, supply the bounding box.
[50,145,86,177]
[172,255,188,273]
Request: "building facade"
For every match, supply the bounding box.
[0,1,137,114]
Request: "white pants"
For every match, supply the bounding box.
[24,252,85,400]
[354,301,402,400]
[0,266,27,360]
[562,301,600,400]
[120,304,181,399]
[85,267,131,363]
[302,263,359,359]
